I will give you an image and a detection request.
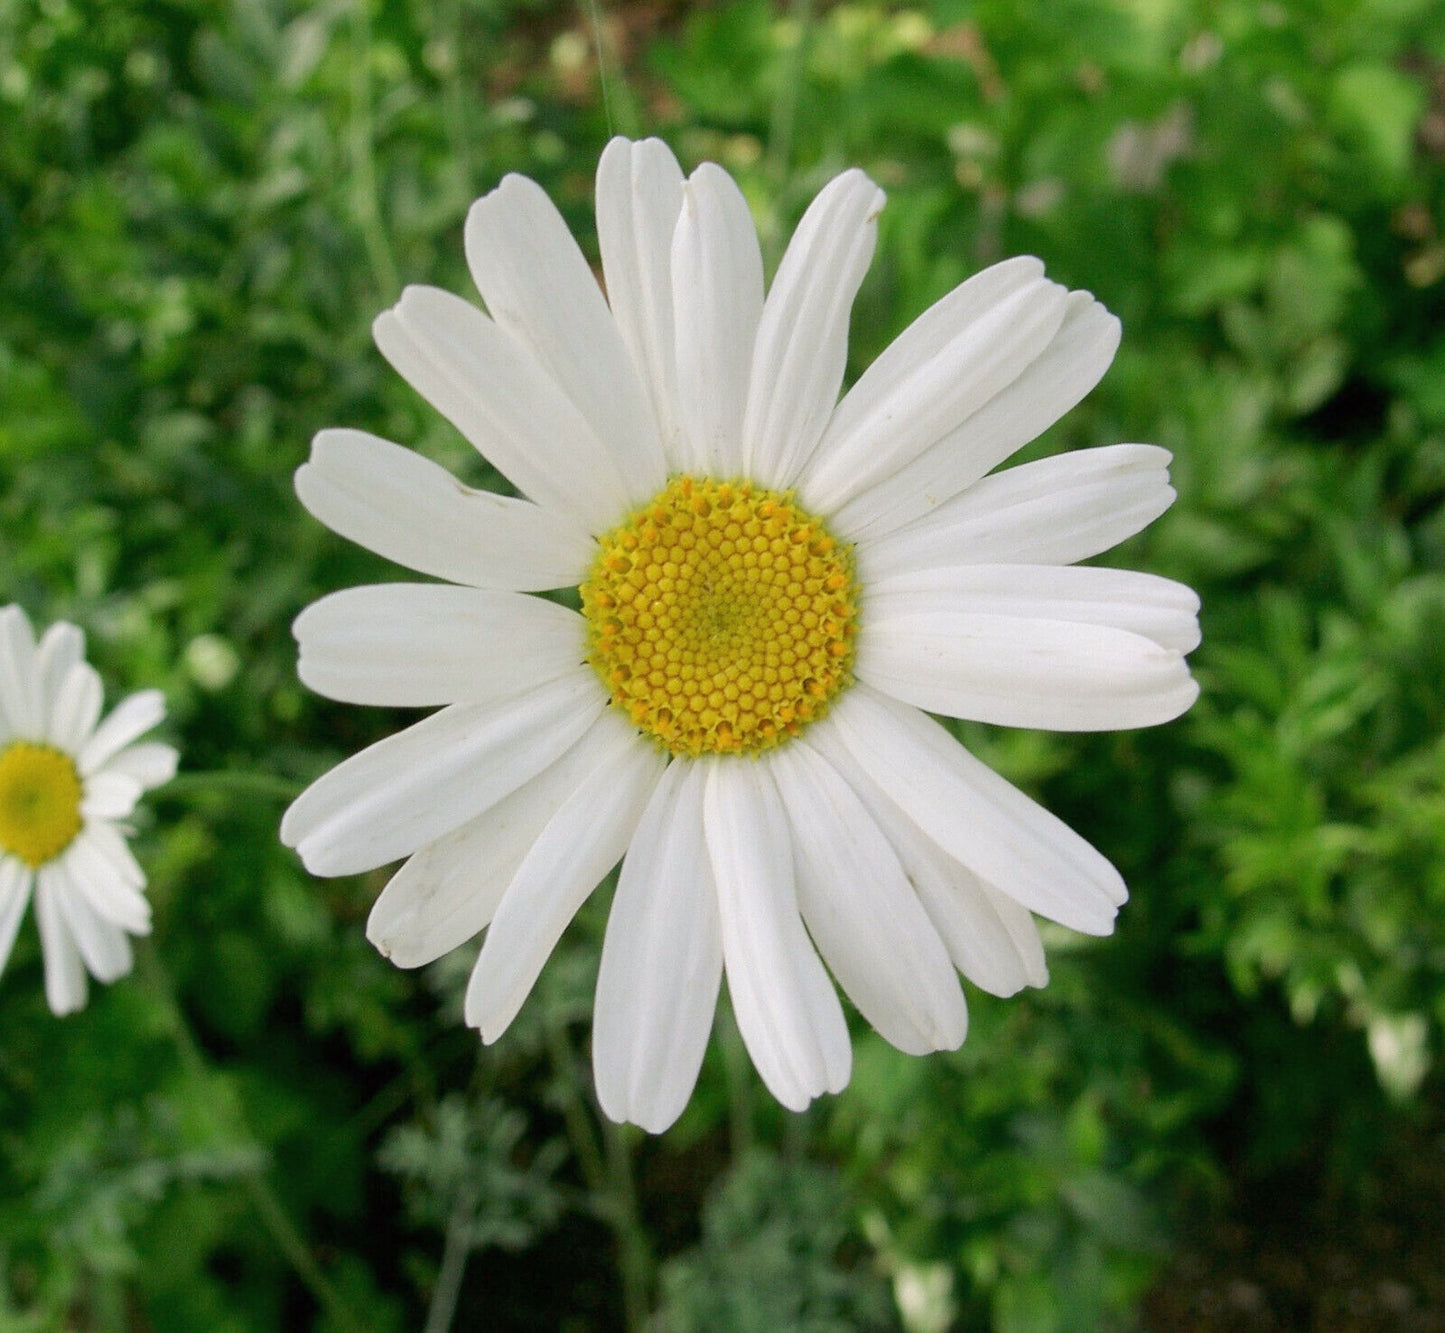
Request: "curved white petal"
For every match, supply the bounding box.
[35,622,85,720]
[703,758,850,1111]
[866,564,1201,654]
[465,173,667,502]
[857,611,1199,731]
[295,428,592,591]
[834,291,1121,540]
[0,605,40,739]
[373,286,629,532]
[97,742,178,791]
[816,747,1047,995]
[593,760,722,1133]
[466,713,665,1042]
[597,137,687,468]
[672,163,765,475]
[742,170,885,487]
[858,444,1176,578]
[45,662,103,753]
[367,711,633,968]
[821,686,1126,935]
[281,669,604,877]
[34,872,87,1015]
[62,828,152,934]
[293,584,585,708]
[801,259,1066,514]
[80,771,144,821]
[78,690,165,776]
[81,819,146,890]
[46,862,132,983]
[0,858,33,976]
[771,742,966,1055]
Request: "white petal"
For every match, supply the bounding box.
[671,163,765,475]
[593,760,723,1133]
[819,686,1126,935]
[703,758,850,1112]
[293,584,585,708]
[44,662,103,753]
[34,872,87,1015]
[466,715,665,1042]
[867,564,1202,653]
[35,622,85,718]
[833,292,1121,540]
[800,259,1067,514]
[295,428,593,591]
[771,742,966,1055]
[367,710,633,968]
[742,170,885,487]
[81,771,144,821]
[78,690,166,776]
[45,863,132,983]
[0,605,41,739]
[857,610,1199,731]
[97,741,178,791]
[373,286,629,532]
[465,172,667,503]
[81,819,147,889]
[858,444,1176,578]
[823,760,1047,995]
[62,828,152,934]
[0,858,34,977]
[281,669,604,877]
[596,137,687,468]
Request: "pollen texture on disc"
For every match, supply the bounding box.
[581,476,860,757]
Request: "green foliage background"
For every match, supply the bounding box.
[3,0,1445,1327]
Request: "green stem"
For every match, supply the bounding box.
[139,947,365,1333]
[581,0,641,138]
[766,0,816,184]
[423,1182,477,1333]
[160,770,305,802]
[350,0,400,297]
[543,1014,652,1331]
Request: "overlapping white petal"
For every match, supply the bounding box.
[704,759,851,1112]
[374,285,629,532]
[832,291,1122,540]
[296,429,593,591]
[594,760,722,1133]
[597,137,687,463]
[672,163,764,475]
[820,687,1127,935]
[281,669,604,877]
[466,712,665,1041]
[0,858,32,977]
[859,444,1176,578]
[465,173,668,502]
[800,258,1067,515]
[742,169,886,486]
[772,741,966,1055]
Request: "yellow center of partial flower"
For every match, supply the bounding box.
[581,476,859,757]
[0,741,84,868]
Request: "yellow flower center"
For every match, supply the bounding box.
[0,741,85,868]
[581,476,859,757]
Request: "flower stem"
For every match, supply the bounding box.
[422,1182,478,1333]
[139,946,365,1332]
[160,770,305,802]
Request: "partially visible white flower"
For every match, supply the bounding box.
[284,137,1200,1132]
[0,605,177,1014]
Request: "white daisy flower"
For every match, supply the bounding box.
[283,138,1199,1132]
[0,605,178,1015]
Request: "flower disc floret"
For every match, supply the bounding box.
[581,476,860,757]
[0,741,84,869]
